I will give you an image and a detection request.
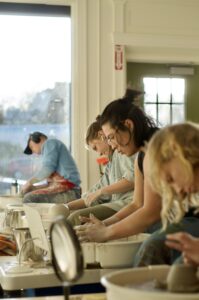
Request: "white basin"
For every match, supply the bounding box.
[101,265,199,300]
[82,242,96,267]
[82,233,150,268]
[96,233,149,268]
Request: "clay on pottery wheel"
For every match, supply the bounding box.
[48,204,70,220]
[166,264,199,293]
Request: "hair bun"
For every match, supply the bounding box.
[95,115,101,122]
[123,88,144,103]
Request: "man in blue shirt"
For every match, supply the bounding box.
[22,132,81,203]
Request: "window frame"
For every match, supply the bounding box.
[0,2,70,17]
[143,76,186,126]
[0,2,72,185]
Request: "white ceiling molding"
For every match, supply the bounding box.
[112,32,199,50]
[112,0,199,65]
[113,32,199,64]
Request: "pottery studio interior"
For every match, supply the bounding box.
[0,0,199,300]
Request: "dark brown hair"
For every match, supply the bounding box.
[100,89,157,148]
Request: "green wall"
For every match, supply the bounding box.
[127,62,199,123]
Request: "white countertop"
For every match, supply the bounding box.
[0,256,122,291]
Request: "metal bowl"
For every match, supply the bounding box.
[4,205,25,229]
[13,227,46,262]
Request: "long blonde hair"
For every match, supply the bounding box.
[147,122,199,229]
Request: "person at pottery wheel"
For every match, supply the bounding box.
[163,130,199,267]
[133,122,199,266]
[75,88,164,242]
[67,115,134,226]
[21,132,81,203]
[75,95,199,266]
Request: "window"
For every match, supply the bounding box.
[0,3,71,193]
[143,77,185,126]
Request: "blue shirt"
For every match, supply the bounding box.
[34,138,81,187]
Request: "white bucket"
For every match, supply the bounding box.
[101,265,199,300]
[82,233,150,268]
[96,233,149,268]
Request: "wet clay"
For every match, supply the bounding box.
[166,264,199,293]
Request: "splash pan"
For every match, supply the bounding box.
[101,265,199,300]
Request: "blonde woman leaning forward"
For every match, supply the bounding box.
[148,122,199,266]
[133,122,199,266]
[67,116,134,226]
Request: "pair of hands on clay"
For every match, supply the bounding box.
[166,232,199,266]
[75,214,108,243]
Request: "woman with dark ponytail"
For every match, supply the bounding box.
[76,89,161,241]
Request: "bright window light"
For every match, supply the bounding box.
[0,5,71,193]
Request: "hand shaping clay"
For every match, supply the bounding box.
[166,264,199,293]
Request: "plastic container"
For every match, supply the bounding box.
[81,242,96,267]
[101,265,199,300]
[13,227,46,263]
[96,234,149,268]
[4,205,25,229]
[81,233,150,268]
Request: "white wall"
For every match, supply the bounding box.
[80,0,199,190]
[114,0,199,63]
[2,0,199,191]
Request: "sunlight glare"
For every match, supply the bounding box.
[0,15,71,107]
